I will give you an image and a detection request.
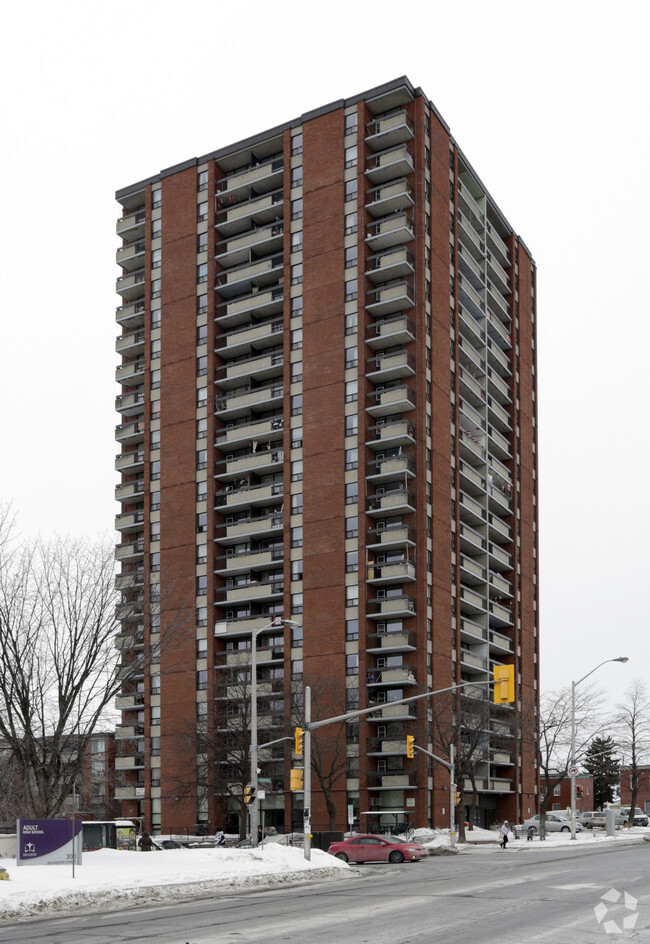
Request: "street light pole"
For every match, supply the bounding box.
[249,618,299,849]
[570,656,628,840]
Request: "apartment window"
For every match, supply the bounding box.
[151,337,161,359]
[346,654,359,676]
[151,309,161,329]
[198,201,208,222]
[553,784,561,797]
[345,482,358,506]
[291,231,303,252]
[197,294,207,315]
[152,248,161,269]
[291,559,303,581]
[151,369,161,390]
[291,459,303,482]
[425,146,430,169]
[345,448,358,470]
[291,263,303,285]
[345,414,358,437]
[196,606,207,627]
[291,328,303,350]
[152,219,162,239]
[151,278,161,299]
[197,670,208,690]
[291,660,303,679]
[291,426,303,448]
[291,198,303,220]
[345,113,357,136]
[197,480,207,502]
[198,170,208,192]
[197,232,208,253]
[197,512,208,533]
[150,460,160,481]
[345,346,357,369]
[197,418,207,439]
[291,593,303,617]
[291,527,303,548]
[346,550,358,573]
[345,245,358,269]
[346,688,359,710]
[151,428,160,450]
[345,278,357,301]
[345,145,358,168]
[291,395,302,417]
[152,187,161,209]
[291,166,303,188]
[197,324,208,346]
[150,490,160,511]
[345,313,357,335]
[346,619,358,640]
[197,355,207,376]
[291,360,302,383]
[197,263,208,284]
[345,180,357,203]
[196,544,207,565]
[291,296,303,316]
[291,492,303,514]
[150,552,160,572]
[345,515,358,538]
[196,637,208,660]
[346,585,359,608]
[197,575,207,596]
[150,521,160,543]
[197,386,207,408]
[345,381,358,403]
[291,133,303,155]
[197,449,207,470]
[151,705,161,725]
[291,623,303,646]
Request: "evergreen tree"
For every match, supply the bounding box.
[583,736,620,809]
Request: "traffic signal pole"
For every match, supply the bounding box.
[301,671,513,860]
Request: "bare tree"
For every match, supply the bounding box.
[616,679,650,825]
[296,679,349,831]
[0,516,185,819]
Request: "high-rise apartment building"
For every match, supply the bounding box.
[114,77,538,837]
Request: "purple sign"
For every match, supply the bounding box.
[17,819,83,867]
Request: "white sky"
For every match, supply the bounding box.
[1,0,648,711]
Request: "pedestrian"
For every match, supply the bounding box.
[499,820,510,849]
[138,830,154,852]
[214,829,226,847]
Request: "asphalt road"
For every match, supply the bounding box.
[2,842,648,944]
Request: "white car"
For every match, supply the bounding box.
[523,813,584,834]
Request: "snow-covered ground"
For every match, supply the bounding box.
[1,826,647,923]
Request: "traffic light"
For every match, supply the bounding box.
[454,791,461,806]
[244,785,256,805]
[295,727,304,756]
[290,768,303,791]
[577,785,584,799]
[406,735,415,759]
[493,664,515,703]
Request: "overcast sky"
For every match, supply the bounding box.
[1,0,647,712]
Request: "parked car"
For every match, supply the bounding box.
[522,813,584,834]
[327,834,428,864]
[577,811,607,829]
[151,838,186,850]
[235,832,304,848]
[617,807,649,827]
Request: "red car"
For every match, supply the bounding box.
[328,834,427,864]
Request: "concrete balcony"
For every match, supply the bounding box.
[366,524,415,550]
[365,703,417,722]
[215,481,284,513]
[116,208,146,239]
[216,156,284,201]
[365,111,414,151]
[365,144,414,184]
[366,351,415,384]
[367,561,416,586]
[215,189,284,238]
[115,418,144,446]
[115,480,145,504]
[116,269,146,301]
[115,299,145,330]
[366,454,415,484]
[366,490,416,517]
[115,755,145,770]
[486,223,510,268]
[215,383,284,420]
[216,223,284,268]
[116,328,146,356]
[367,420,415,451]
[115,539,144,563]
[222,581,283,605]
[367,773,417,790]
[115,509,145,533]
[367,596,416,620]
[215,547,284,577]
[215,415,283,449]
[365,180,414,218]
[116,359,145,388]
[115,692,145,710]
[366,385,415,419]
[487,513,511,544]
[366,738,408,757]
[215,447,283,482]
[114,785,145,800]
[366,630,417,653]
[366,315,415,351]
[116,241,146,272]
[220,349,283,388]
[366,247,414,285]
[115,450,145,475]
[365,214,414,251]
[215,252,284,300]
[219,512,284,544]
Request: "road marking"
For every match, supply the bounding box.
[548,883,601,890]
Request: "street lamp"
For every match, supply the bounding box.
[249,617,299,848]
[570,656,628,839]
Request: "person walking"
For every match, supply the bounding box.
[138,830,154,852]
[499,820,510,849]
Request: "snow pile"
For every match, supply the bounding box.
[0,843,348,921]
